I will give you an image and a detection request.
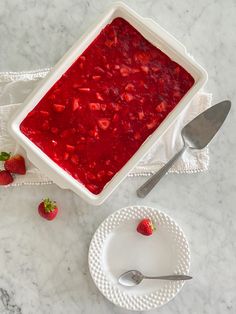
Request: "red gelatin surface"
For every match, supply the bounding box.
[20,18,194,194]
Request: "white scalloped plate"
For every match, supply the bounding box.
[88,206,190,311]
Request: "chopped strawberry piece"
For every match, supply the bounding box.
[105,159,111,166]
[86,172,96,181]
[86,184,99,194]
[78,87,90,92]
[174,66,181,75]
[63,152,69,160]
[94,66,105,74]
[114,65,120,70]
[97,170,105,180]
[138,111,145,120]
[156,101,167,113]
[173,91,182,99]
[134,51,151,64]
[79,55,86,61]
[112,103,121,111]
[122,121,131,132]
[89,103,101,110]
[134,132,141,140]
[151,66,160,72]
[60,129,70,138]
[146,119,158,129]
[131,68,140,74]
[141,65,149,73]
[89,128,99,138]
[105,39,115,48]
[40,110,50,117]
[66,144,75,152]
[98,118,110,130]
[72,98,80,111]
[71,154,79,165]
[107,71,113,78]
[51,127,59,134]
[53,104,65,113]
[92,75,101,81]
[42,120,49,130]
[100,104,107,111]
[120,66,131,77]
[125,83,135,92]
[96,92,104,101]
[113,113,119,122]
[122,92,134,102]
[88,161,96,169]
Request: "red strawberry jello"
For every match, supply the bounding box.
[20,17,194,195]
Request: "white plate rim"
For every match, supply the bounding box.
[88,205,191,311]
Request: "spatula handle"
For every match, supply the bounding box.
[137,145,187,198]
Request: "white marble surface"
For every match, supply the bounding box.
[0,0,236,313]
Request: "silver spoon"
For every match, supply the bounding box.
[118,270,192,287]
[137,100,231,198]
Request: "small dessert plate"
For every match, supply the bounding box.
[88,205,190,311]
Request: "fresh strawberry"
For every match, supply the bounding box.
[0,170,14,185]
[98,118,110,130]
[53,103,65,112]
[4,154,26,175]
[137,218,156,236]
[38,198,58,221]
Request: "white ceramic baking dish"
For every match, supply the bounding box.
[8,2,208,205]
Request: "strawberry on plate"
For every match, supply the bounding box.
[0,170,14,185]
[38,198,58,221]
[4,154,26,175]
[137,218,156,236]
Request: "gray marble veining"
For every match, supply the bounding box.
[0,0,236,313]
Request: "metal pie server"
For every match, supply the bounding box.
[137,100,231,198]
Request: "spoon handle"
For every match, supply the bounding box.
[137,145,187,198]
[144,274,192,281]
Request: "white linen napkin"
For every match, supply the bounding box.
[0,69,212,186]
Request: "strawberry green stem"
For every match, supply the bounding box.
[0,152,11,161]
[43,198,56,213]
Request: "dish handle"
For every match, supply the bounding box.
[143,18,187,55]
[26,151,69,190]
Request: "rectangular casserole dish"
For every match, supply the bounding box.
[8,2,208,205]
